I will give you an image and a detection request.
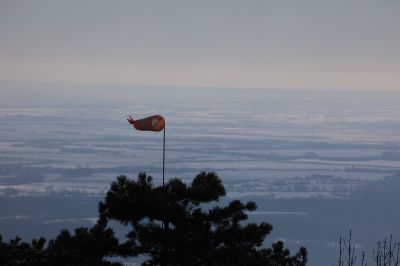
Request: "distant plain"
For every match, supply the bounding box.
[1,82,400,265]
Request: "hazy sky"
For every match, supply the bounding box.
[1,1,399,90]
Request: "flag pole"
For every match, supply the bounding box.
[162,122,166,266]
[162,124,165,187]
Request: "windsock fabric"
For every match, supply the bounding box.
[132,115,165,132]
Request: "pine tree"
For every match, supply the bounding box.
[98,171,308,266]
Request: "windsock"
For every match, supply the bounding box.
[127,115,165,132]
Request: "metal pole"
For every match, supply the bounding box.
[163,125,165,187]
[162,124,166,266]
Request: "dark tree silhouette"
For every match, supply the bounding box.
[0,225,121,266]
[98,171,308,265]
[0,171,307,265]
[45,224,120,266]
[0,235,48,266]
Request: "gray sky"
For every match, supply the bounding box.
[1,0,399,90]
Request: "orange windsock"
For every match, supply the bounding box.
[128,115,165,132]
